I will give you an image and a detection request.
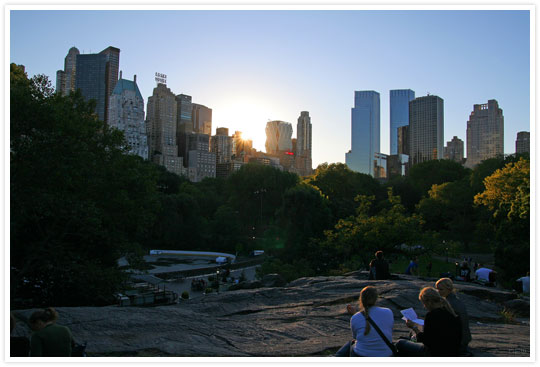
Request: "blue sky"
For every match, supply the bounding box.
[9,9,531,167]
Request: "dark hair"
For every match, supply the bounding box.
[29,307,58,325]
[375,251,384,260]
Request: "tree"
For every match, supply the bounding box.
[474,158,530,282]
[307,163,383,221]
[11,65,161,306]
[408,159,471,196]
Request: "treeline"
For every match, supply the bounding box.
[10,65,529,307]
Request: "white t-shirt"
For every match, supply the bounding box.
[475,267,493,281]
[351,306,394,357]
[517,276,530,293]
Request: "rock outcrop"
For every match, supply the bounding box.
[11,274,529,357]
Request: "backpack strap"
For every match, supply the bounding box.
[367,318,397,355]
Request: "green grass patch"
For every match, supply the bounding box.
[390,255,459,278]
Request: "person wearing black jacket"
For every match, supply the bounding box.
[396,287,462,357]
[369,251,390,280]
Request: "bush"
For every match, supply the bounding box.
[207,276,215,282]
[181,291,189,299]
[205,287,213,294]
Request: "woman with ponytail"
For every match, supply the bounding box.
[396,287,462,356]
[335,286,394,357]
[29,308,74,357]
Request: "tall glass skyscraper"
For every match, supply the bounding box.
[390,89,415,155]
[409,95,444,166]
[345,90,380,175]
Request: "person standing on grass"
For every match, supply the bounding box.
[405,257,419,276]
[369,251,391,280]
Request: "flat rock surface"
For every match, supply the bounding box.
[12,274,530,357]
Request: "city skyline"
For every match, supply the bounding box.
[9,8,531,168]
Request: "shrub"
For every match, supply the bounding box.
[207,276,215,282]
[181,291,189,300]
[205,287,213,294]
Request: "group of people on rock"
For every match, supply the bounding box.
[336,277,472,357]
[11,308,75,357]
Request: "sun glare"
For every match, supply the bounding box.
[212,97,274,152]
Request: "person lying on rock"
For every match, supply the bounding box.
[436,278,472,356]
[335,286,395,357]
[396,287,462,357]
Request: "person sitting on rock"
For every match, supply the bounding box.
[10,313,30,357]
[335,286,395,357]
[29,307,74,357]
[369,251,391,280]
[475,265,496,286]
[516,272,530,294]
[396,287,461,357]
[436,278,472,356]
[456,262,471,282]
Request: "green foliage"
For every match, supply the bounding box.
[204,288,213,294]
[181,291,189,300]
[307,163,383,220]
[408,159,471,196]
[10,65,161,306]
[256,258,315,282]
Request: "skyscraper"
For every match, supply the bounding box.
[409,95,444,166]
[390,89,415,155]
[56,46,79,95]
[345,90,380,175]
[146,83,184,176]
[265,121,293,154]
[444,136,464,163]
[192,103,212,135]
[211,127,233,164]
[108,73,148,160]
[465,100,504,168]
[516,131,530,154]
[74,46,120,123]
[296,111,313,176]
[176,94,193,133]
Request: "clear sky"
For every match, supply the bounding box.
[9,9,531,168]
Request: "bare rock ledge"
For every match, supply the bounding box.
[12,274,530,357]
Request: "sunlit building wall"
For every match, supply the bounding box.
[390,89,415,155]
[56,47,79,95]
[192,103,212,135]
[108,73,148,160]
[465,99,504,168]
[516,131,530,154]
[346,90,380,176]
[146,83,184,176]
[444,136,464,163]
[211,127,233,164]
[409,95,444,166]
[265,121,293,154]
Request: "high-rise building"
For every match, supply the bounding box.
[185,132,216,182]
[74,46,120,123]
[390,89,415,155]
[444,136,464,163]
[56,46,79,95]
[108,73,148,160]
[397,125,410,155]
[465,99,504,168]
[146,83,184,176]
[192,103,212,135]
[345,90,380,175]
[211,127,233,164]
[176,94,193,133]
[265,121,293,154]
[516,131,530,154]
[408,95,444,166]
[232,131,253,160]
[295,111,313,176]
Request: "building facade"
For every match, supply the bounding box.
[397,125,409,155]
[56,46,79,95]
[444,136,464,163]
[211,128,233,164]
[345,90,380,175]
[192,103,212,135]
[108,73,148,160]
[265,121,293,154]
[516,131,530,154]
[74,46,120,123]
[408,95,444,166]
[465,99,504,168]
[146,83,184,176]
[176,94,193,133]
[390,89,415,155]
[295,111,313,176]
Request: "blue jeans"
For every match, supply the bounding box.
[335,340,362,357]
[395,339,427,357]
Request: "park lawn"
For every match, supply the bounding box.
[389,255,459,278]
